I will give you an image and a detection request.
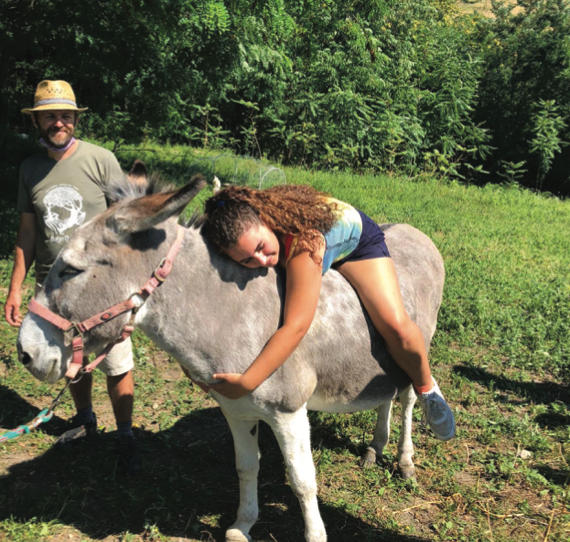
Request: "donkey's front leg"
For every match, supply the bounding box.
[221,410,260,542]
[270,407,327,542]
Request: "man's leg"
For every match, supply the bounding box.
[101,338,140,474]
[56,366,97,444]
[107,370,134,435]
[69,368,97,426]
[69,369,93,410]
[102,337,135,434]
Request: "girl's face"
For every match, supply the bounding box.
[226,223,280,268]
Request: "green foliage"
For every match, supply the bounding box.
[0,129,39,258]
[188,103,230,148]
[529,99,568,189]
[0,0,241,144]
[0,0,490,177]
[2,0,570,194]
[475,0,570,194]
[497,160,527,184]
[242,0,491,177]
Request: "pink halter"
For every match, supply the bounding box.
[28,225,186,380]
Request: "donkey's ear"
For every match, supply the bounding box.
[129,159,148,179]
[107,175,207,235]
[126,160,149,190]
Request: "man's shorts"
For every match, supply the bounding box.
[35,283,134,376]
[332,210,391,268]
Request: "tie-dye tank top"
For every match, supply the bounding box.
[284,198,363,274]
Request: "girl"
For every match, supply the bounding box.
[201,184,455,441]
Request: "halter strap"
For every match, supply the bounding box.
[28,225,186,380]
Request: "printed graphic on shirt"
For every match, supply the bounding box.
[43,185,86,243]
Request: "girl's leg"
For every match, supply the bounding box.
[337,257,431,389]
[337,257,455,441]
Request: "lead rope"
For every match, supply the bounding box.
[2,225,186,444]
[0,375,77,444]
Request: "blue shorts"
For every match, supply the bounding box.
[332,210,391,268]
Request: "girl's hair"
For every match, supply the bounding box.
[202,184,338,263]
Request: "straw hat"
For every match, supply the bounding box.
[21,80,88,115]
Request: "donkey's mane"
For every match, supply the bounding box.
[105,160,209,230]
[106,171,174,203]
[184,211,206,230]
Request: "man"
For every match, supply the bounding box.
[5,80,139,475]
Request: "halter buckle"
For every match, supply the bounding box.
[63,323,83,346]
[128,293,146,313]
[153,258,167,282]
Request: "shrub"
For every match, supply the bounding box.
[2,0,569,194]
[475,0,570,194]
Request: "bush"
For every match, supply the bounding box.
[475,0,570,194]
[225,0,491,177]
[2,0,569,195]
[0,129,39,257]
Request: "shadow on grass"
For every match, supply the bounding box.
[309,412,362,459]
[452,364,570,406]
[1,402,428,542]
[534,411,570,429]
[0,383,69,437]
[534,464,570,487]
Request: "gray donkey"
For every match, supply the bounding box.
[17,172,445,542]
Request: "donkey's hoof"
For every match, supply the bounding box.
[400,465,416,480]
[226,528,252,542]
[359,447,378,469]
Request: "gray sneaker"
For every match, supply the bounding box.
[416,379,456,441]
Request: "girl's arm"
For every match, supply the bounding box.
[210,246,324,399]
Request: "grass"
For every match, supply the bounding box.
[0,141,569,541]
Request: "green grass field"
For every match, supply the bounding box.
[0,144,568,541]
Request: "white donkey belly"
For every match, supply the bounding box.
[306,392,389,413]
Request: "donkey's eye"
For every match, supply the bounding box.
[59,265,83,278]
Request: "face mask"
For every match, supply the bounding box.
[39,136,76,153]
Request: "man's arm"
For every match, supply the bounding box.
[5,213,37,327]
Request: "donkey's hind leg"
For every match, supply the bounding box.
[221,411,260,542]
[397,385,416,480]
[361,401,392,468]
[270,407,327,542]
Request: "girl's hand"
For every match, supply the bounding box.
[210,373,254,400]
[180,366,210,393]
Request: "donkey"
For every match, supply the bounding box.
[17,172,445,542]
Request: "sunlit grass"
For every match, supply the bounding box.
[1,143,568,541]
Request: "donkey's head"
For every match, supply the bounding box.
[17,162,206,383]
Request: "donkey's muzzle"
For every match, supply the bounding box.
[17,343,32,366]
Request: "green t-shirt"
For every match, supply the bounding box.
[17,140,123,283]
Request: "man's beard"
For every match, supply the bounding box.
[40,124,75,149]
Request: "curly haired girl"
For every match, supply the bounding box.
[201,184,455,441]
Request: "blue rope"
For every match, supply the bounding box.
[0,408,54,444]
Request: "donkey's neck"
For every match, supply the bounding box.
[135,223,283,382]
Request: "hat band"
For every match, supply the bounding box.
[34,98,78,107]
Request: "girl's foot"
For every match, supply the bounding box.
[416,379,456,441]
